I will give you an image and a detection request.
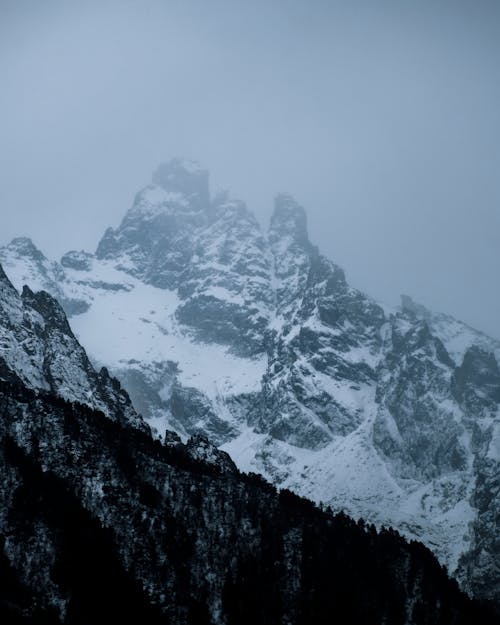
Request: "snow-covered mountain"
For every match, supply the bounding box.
[2,298,492,625]
[0,261,143,431]
[2,158,499,603]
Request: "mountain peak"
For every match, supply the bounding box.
[5,236,45,261]
[151,158,209,210]
[400,294,431,320]
[270,194,309,245]
[95,159,210,272]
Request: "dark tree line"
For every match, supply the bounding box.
[0,378,499,625]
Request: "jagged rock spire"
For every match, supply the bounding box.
[152,158,210,210]
[269,193,309,247]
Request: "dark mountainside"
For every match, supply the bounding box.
[0,263,498,624]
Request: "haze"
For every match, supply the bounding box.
[1,0,499,338]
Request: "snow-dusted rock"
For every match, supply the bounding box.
[2,159,499,603]
[0,264,145,431]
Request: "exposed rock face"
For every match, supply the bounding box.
[1,159,499,604]
[0,266,143,431]
[451,347,500,601]
[96,160,209,289]
[176,196,274,355]
[1,276,495,624]
[261,193,385,448]
[60,250,93,272]
[373,317,463,481]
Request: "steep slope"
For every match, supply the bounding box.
[96,160,209,288]
[256,193,385,448]
[0,359,498,623]
[0,237,88,316]
[0,264,142,430]
[1,159,499,603]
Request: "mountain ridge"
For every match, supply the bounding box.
[1,158,499,603]
[1,270,496,623]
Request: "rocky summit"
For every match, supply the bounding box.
[1,158,499,604]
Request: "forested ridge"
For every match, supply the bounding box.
[0,377,498,624]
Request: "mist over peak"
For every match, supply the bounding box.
[152,158,210,210]
[2,0,499,338]
[5,237,44,260]
[270,193,309,242]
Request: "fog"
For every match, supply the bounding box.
[1,0,499,337]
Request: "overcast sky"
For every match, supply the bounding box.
[1,0,499,337]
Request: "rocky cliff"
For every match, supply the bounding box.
[1,159,499,603]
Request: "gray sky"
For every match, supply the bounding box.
[1,0,500,338]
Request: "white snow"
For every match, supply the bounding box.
[430,312,500,365]
[0,247,63,299]
[222,408,476,574]
[62,259,267,402]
